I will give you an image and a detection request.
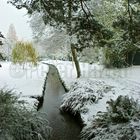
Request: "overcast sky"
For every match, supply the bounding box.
[0,0,32,40]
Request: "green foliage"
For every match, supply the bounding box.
[0,88,51,140]
[103,39,140,68]
[12,41,38,66]
[113,0,140,44]
[81,95,140,140]
[95,96,140,125]
[104,47,128,68]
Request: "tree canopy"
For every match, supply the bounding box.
[9,0,113,49]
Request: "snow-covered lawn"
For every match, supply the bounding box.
[0,61,49,107]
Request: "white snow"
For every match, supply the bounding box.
[0,61,49,107]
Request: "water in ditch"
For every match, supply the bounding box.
[39,64,82,140]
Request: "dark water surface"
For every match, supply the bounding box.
[40,65,81,140]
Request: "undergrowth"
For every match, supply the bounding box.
[0,89,51,140]
[81,96,140,140]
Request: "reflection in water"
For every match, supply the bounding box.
[40,64,82,140]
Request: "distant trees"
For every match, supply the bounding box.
[2,24,19,61]
[7,24,18,44]
[12,41,38,66]
[9,0,112,78]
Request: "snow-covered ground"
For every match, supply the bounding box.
[43,60,140,139]
[1,60,140,139]
[1,59,139,112]
[0,61,49,107]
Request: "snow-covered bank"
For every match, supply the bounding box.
[0,61,49,108]
[42,60,140,139]
[60,77,140,139]
[60,78,138,124]
[60,79,114,116]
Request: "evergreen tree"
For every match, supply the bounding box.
[111,0,140,65]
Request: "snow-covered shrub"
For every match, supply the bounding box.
[60,79,113,115]
[81,122,138,140]
[0,89,51,140]
[105,96,139,123]
[81,96,140,140]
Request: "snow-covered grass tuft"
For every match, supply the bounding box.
[81,96,140,140]
[60,79,114,115]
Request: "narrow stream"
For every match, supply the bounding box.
[39,64,82,140]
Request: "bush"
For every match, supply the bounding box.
[60,79,113,115]
[0,89,51,140]
[12,41,38,66]
[106,96,139,123]
[95,96,140,125]
[81,96,140,140]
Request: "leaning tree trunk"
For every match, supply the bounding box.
[71,44,81,78]
[68,0,81,78]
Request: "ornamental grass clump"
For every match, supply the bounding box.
[0,89,51,140]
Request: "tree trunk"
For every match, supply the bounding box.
[68,0,81,78]
[71,44,81,78]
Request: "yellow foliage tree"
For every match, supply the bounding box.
[12,41,38,66]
